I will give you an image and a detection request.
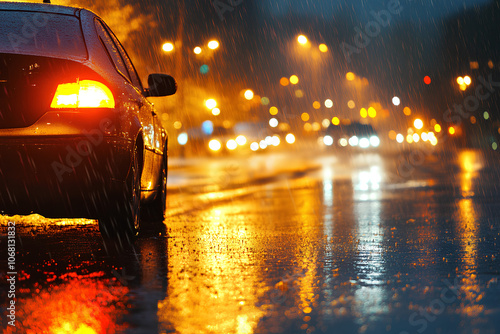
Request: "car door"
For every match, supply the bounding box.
[94,19,157,194]
[109,29,164,195]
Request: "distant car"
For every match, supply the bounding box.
[323,122,380,149]
[207,126,237,154]
[0,2,177,239]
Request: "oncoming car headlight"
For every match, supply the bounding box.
[370,136,380,147]
[209,139,222,151]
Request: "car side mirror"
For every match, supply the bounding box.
[145,74,177,97]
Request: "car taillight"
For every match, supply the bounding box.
[50,80,115,109]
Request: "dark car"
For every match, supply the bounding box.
[0,2,176,239]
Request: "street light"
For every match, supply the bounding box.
[244,89,254,100]
[414,118,424,130]
[208,40,219,50]
[297,35,308,45]
[205,98,217,109]
[193,46,202,54]
[162,42,174,52]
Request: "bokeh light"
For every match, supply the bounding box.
[414,119,424,130]
[209,139,221,151]
[205,98,217,109]
[208,40,219,49]
[244,89,254,100]
[297,35,308,45]
[226,139,237,150]
[368,107,377,118]
[269,118,279,128]
[236,135,247,146]
[199,64,209,74]
[162,42,174,52]
[177,132,188,145]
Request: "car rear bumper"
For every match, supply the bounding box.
[0,135,132,218]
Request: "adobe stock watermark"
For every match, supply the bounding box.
[51,118,114,182]
[393,73,500,180]
[341,0,404,63]
[399,278,464,334]
[6,221,17,328]
[212,0,243,21]
[8,12,49,52]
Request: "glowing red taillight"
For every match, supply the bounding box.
[50,80,115,109]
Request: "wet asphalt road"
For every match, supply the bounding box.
[1,148,500,334]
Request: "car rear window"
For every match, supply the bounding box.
[0,11,86,59]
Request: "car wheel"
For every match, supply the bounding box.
[98,145,141,248]
[144,155,167,224]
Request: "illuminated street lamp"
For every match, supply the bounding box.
[208,40,219,50]
[205,98,217,109]
[346,72,356,81]
[162,42,174,52]
[297,35,308,45]
[244,89,254,100]
[414,118,424,130]
[289,75,299,85]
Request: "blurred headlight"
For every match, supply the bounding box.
[339,138,348,147]
[236,135,247,145]
[259,140,268,149]
[396,134,404,143]
[286,133,296,144]
[177,132,188,146]
[359,137,370,148]
[272,135,280,146]
[209,139,222,151]
[369,135,380,147]
[226,139,238,150]
[250,142,259,151]
[323,135,334,146]
[349,136,359,147]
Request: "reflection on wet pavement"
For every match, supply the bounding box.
[1,150,500,333]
